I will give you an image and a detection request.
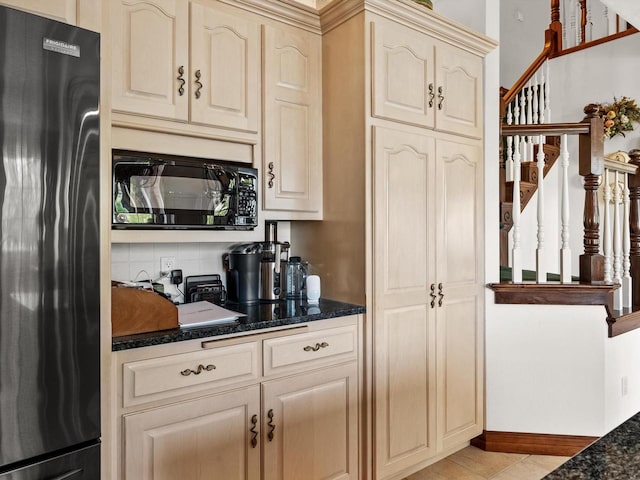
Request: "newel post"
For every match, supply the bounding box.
[548,0,563,54]
[579,105,605,284]
[628,149,640,310]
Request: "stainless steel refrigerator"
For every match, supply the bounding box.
[0,5,101,479]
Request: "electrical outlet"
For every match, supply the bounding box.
[160,257,176,273]
[622,376,629,397]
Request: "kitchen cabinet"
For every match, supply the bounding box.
[0,0,76,24]
[291,3,495,479]
[372,14,484,139]
[114,316,360,480]
[111,0,259,133]
[263,23,323,217]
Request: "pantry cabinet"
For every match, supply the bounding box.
[263,23,323,216]
[111,0,259,133]
[0,0,76,24]
[291,2,495,479]
[115,317,360,480]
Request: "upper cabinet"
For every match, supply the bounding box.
[263,23,323,217]
[1,0,76,24]
[111,0,260,133]
[372,15,483,139]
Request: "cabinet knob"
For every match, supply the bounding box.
[267,162,275,188]
[177,66,185,96]
[194,69,203,99]
[437,86,445,110]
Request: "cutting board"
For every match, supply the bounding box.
[112,287,178,337]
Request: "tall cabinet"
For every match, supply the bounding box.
[292,1,496,479]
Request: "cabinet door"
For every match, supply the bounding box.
[0,0,76,24]
[123,385,260,480]
[190,3,260,132]
[111,0,189,121]
[263,23,322,215]
[372,126,437,479]
[262,363,358,480]
[435,138,484,450]
[371,16,436,129]
[434,42,483,138]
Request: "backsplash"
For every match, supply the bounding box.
[111,223,292,303]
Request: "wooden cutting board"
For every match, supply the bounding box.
[112,287,178,337]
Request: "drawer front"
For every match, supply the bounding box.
[263,325,357,377]
[123,342,259,408]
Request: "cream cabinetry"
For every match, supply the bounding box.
[111,0,259,133]
[115,316,360,480]
[372,15,484,139]
[0,0,76,24]
[263,23,323,217]
[292,2,495,479]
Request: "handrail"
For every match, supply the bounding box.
[500,29,558,117]
[501,123,590,136]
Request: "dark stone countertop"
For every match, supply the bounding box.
[112,298,365,351]
[544,412,640,479]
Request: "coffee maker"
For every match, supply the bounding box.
[224,243,260,304]
[259,221,290,302]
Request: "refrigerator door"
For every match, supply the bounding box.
[0,443,100,480]
[0,6,100,470]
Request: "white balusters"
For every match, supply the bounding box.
[603,169,613,283]
[512,135,522,283]
[613,171,623,310]
[601,162,634,309]
[538,68,546,124]
[544,60,551,122]
[560,134,572,283]
[506,104,514,182]
[532,74,539,125]
[536,135,546,282]
[623,173,632,308]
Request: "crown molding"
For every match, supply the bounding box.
[217,0,322,34]
[320,0,498,56]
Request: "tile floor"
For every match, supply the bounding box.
[403,446,570,480]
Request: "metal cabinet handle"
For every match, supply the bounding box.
[428,83,435,108]
[267,409,276,441]
[250,414,259,448]
[437,86,445,110]
[180,364,216,376]
[438,283,444,307]
[303,342,329,352]
[267,162,275,188]
[50,469,83,480]
[177,65,185,96]
[430,284,437,308]
[194,69,203,99]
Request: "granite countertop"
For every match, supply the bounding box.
[544,412,640,479]
[112,298,365,351]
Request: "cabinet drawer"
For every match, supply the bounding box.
[122,342,259,408]
[263,325,357,376]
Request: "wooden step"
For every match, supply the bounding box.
[505,180,537,210]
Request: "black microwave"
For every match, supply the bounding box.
[112,151,258,230]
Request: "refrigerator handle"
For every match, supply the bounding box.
[48,468,83,480]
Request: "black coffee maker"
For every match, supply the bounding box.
[224,244,260,304]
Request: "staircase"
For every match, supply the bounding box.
[495,0,640,337]
[598,0,640,29]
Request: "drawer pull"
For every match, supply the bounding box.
[303,342,329,352]
[180,364,216,376]
[250,414,259,448]
[267,409,276,441]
